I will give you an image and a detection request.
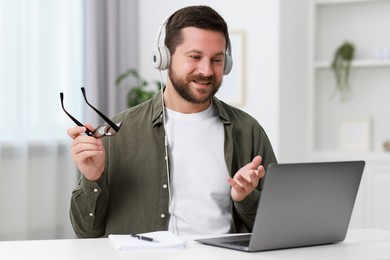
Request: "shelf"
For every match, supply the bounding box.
[314,59,390,69]
[314,0,385,5]
[309,0,390,153]
[308,0,390,232]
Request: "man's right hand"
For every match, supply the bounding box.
[67,124,105,181]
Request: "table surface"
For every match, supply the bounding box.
[0,229,389,260]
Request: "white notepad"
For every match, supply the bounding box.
[109,231,186,251]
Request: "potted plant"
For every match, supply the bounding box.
[330,41,355,102]
[115,68,161,108]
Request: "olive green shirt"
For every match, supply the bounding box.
[70,91,277,238]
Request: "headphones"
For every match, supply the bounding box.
[152,18,233,75]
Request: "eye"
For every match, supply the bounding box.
[212,54,224,64]
[212,58,223,64]
[189,55,201,60]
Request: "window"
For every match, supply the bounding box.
[0,0,84,142]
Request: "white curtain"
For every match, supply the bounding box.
[83,0,138,124]
[0,0,139,240]
[0,0,83,240]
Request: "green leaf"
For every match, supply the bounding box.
[117,68,162,107]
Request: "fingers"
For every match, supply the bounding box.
[71,136,103,161]
[246,155,262,172]
[227,176,244,193]
[234,167,262,189]
[228,156,265,201]
[70,132,105,180]
[228,174,256,202]
[256,165,265,179]
[66,124,105,181]
[67,125,102,156]
[67,126,86,139]
[67,123,96,139]
[239,156,264,184]
[67,124,102,158]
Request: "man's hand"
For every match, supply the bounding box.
[227,156,265,202]
[67,124,105,181]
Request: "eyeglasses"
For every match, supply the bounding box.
[60,87,122,138]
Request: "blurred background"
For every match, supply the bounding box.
[0,0,389,240]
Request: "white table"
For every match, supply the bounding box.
[0,229,389,260]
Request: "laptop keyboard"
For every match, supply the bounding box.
[223,239,250,247]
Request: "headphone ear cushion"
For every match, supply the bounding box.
[223,54,233,75]
[153,45,171,70]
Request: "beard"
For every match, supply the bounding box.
[168,68,222,104]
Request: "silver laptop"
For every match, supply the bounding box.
[196,160,365,252]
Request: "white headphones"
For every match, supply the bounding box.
[152,18,233,75]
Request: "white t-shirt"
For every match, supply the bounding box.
[165,104,233,235]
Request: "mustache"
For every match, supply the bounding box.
[187,74,216,84]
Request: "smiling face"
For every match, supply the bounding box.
[164,27,226,113]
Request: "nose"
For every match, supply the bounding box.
[197,59,213,77]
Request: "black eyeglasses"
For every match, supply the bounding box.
[60,87,122,138]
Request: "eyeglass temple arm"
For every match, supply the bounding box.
[80,87,120,132]
[60,93,93,136]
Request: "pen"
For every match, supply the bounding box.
[130,234,160,243]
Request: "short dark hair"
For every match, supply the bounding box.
[165,5,229,56]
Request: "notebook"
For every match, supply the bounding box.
[109,231,186,251]
[195,160,365,252]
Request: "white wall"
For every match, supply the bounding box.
[138,0,281,157]
[279,0,309,162]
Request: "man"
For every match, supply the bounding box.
[67,5,277,238]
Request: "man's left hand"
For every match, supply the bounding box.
[227,155,265,202]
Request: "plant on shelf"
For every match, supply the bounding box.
[330,41,355,102]
[115,68,161,108]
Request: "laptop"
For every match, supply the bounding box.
[195,160,365,252]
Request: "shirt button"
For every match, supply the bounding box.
[93,188,99,193]
[89,213,94,217]
[160,214,166,219]
[162,184,168,189]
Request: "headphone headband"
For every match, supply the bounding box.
[152,17,233,75]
